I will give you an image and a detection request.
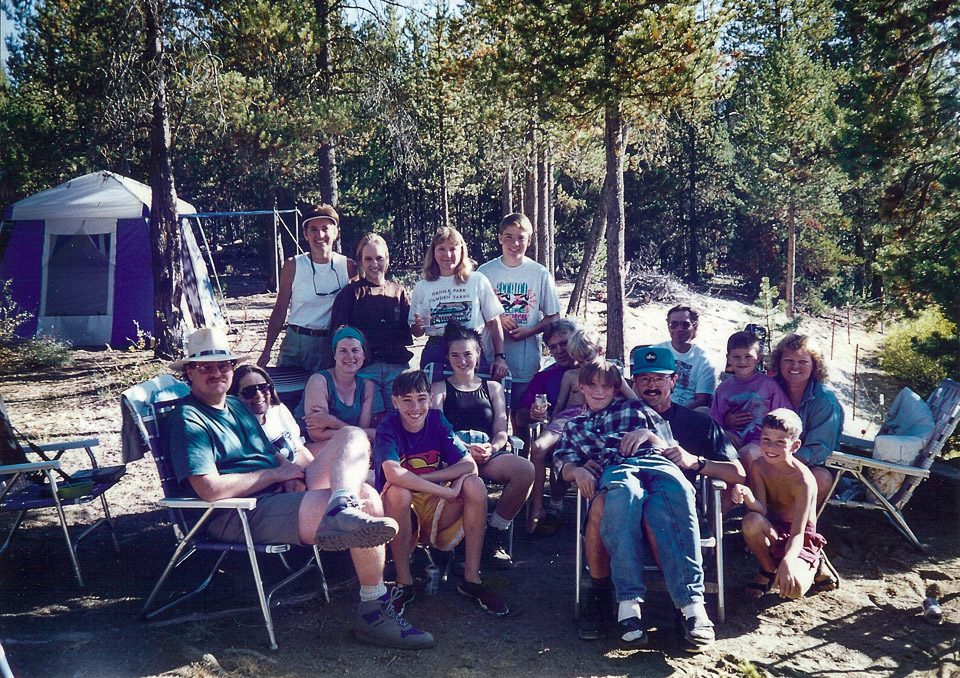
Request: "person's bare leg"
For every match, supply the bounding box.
[311,429,397,550]
[584,493,611,578]
[741,511,778,597]
[459,476,488,584]
[810,466,835,508]
[305,426,370,492]
[481,453,534,522]
[526,433,557,532]
[738,443,760,478]
[382,484,415,586]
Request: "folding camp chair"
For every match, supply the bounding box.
[0,393,122,587]
[573,475,726,623]
[121,375,328,650]
[821,378,960,550]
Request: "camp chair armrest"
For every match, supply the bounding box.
[158,497,258,511]
[0,460,61,475]
[706,478,727,491]
[31,438,100,453]
[507,435,524,453]
[826,451,931,478]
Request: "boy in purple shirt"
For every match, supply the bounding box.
[375,370,511,617]
[711,331,792,459]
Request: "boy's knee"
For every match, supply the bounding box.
[462,475,487,501]
[741,510,768,536]
[383,484,412,509]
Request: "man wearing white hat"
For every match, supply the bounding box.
[167,327,434,649]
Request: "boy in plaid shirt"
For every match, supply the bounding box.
[553,359,715,652]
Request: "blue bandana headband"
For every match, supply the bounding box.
[332,326,365,352]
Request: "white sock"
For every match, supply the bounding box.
[618,599,642,622]
[548,498,564,512]
[327,489,355,510]
[681,602,707,620]
[488,512,512,531]
[360,583,388,602]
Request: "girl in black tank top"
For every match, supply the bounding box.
[443,378,495,433]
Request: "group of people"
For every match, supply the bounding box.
[162,202,845,652]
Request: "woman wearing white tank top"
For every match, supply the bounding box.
[258,203,357,373]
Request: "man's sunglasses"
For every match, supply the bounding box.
[191,361,236,374]
[668,320,693,329]
[239,383,273,399]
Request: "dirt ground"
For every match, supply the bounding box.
[2,279,959,678]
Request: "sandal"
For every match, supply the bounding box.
[812,553,840,593]
[746,568,776,598]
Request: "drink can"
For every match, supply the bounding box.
[923,597,943,624]
[425,564,440,595]
[535,393,548,408]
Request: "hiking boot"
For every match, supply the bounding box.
[481,529,513,569]
[617,616,648,650]
[314,497,398,551]
[391,584,416,617]
[354,587,435,650]
[679,612,715,653]
[578,585,614,640]
[457,578,511,616]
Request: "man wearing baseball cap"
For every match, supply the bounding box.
[573,346,744,651]
[167,327,433,649]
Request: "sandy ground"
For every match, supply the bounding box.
[1,278,959,678]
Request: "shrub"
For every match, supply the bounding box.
[878,306,956,396]
[0,279,73,373]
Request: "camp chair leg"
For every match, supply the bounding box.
[48,472,85,587]
[314,546,330,603]
[98,494,121,554]
[141,506,218,619]
[0,509,27,556]
[574,493,583,619]
[0,641,14,678]
[712,482,725,624]
[238,508,278,651]
[817,468,847,519]
[849,470,922,550]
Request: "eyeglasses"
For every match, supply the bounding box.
[668,320,693,329]
[634,374,672,386]
[239,383,272,399]
[190,361,236,375]
[310,258,343,297]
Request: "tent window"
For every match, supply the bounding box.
[45,233,111,316]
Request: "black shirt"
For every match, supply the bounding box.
[661,403,738,484]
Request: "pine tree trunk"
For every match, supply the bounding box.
[604,103,627,363]
[785,203,796,318]
[537,141,548,268]
[501,161,513,217]
[567,172,611,317]
[546,142,556,276]
[315,0,338,207]
[524,128,538,262]
[686,119,699,282]
[145,0,185,360]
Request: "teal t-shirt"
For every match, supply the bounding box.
[167,393,278,491]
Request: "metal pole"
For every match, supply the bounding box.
[272,208,280,293]
[831,309,836,360]
[847,305,851,344]
[853,344,859,420]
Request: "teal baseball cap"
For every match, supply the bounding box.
[630,345,676,375]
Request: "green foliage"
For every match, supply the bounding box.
[879,307,956,395]
[0,280,72,373]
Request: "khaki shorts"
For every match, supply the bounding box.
[206,490,305,545]
[410,486,463,552]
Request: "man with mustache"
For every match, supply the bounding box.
[574,346,744,650]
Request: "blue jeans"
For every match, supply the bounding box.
[598,456,704,608]
[358,361,409,412]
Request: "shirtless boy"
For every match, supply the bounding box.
[732,408,830,599]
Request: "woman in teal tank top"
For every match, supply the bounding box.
[302,327,378,449]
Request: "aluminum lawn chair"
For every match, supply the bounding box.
[0,392,121,587]
[121,375,329,650]
[821,378,960,550]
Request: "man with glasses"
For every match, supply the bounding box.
[655,305,717,411]
[573,346,744,650]
[168,327,434,649]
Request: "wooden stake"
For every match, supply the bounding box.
[830,309,836,360]
[852,343,860,420]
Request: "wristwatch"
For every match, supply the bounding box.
[695,457,707,474]
[494,352,506,359]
